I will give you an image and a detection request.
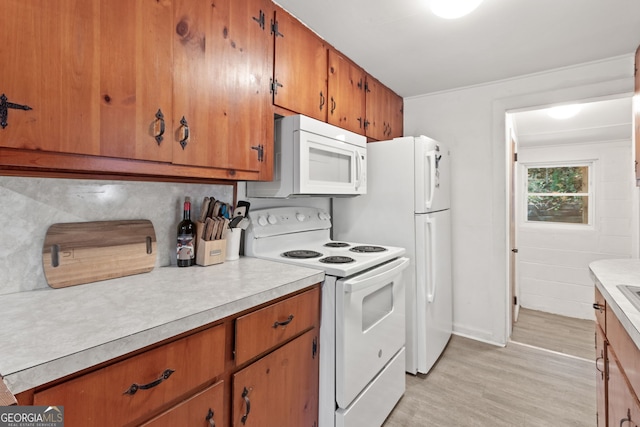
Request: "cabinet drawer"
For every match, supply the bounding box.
[235,286,319,365]
[34,324,225,427]
[594,286,606,331]
[142,381,224,427]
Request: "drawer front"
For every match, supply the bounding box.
[235,286,319,365]
[606,307,640,401]
[594,286,606,331]
[142,381,224,427]
[34,324,225,427]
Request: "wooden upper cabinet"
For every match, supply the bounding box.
[327,50,366,135]
[0,0,173,162]
[365,74,403,141]
[100,0,173,162]
[0,1,101,156]
[172,0,274,176]
[273,6,328,122]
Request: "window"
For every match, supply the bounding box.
[526,164,591,225]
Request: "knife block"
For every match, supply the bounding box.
[195,222,226,266]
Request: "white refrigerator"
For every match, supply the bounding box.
[332,135,452,375]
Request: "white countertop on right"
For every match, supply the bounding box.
[589,258,640,349]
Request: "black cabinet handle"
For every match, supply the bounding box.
[273,314,294,328]
[620,408,632,427]
[241,387,251,425]
[330,97,336,115]
[593,303,604,312]
[206,408,216,427]
[178,116,189,149]
[319,92,325,111]
[123,368,175,395]
[154,109,165,144]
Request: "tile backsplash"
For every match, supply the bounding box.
[0,176,234,295]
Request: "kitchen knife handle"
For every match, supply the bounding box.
[241,387,251,425]
[123,368,175,396]
[272,314,294,328]
[154,109,165,144]
[178,116,189,149]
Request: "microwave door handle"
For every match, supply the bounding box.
[425,150,436,210]
[355,152,362,189]
[343,257,409,293]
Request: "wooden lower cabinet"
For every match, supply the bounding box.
[594,286,640,427]
[232,329,319,427]
[33,324,226,427]
[596,324,607,426]
[142,381,225,427]
[608,347,640,427]
[25,285,320,427]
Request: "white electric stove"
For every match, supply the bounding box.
[245,206,409,427]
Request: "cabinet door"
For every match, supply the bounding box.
[0,0,100,155]
[365,75,403,141]
[232,329,319,427]
[99,0,173,162]
[595,325,607,426]
[327,50,366,135]
[172,0,274,176]
[273,7,328,122]
[608,347,640,427]
[0,1,173,162]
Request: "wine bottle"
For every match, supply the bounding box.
[177,197,196,267]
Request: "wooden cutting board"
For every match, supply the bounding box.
[42,220,157,288]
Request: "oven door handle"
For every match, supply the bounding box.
[343,257,409,293]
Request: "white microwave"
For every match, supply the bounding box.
[247,115,367,198]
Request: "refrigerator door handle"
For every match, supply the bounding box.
[426,216,436,303]
[425,149,436,210]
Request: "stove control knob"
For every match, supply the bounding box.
[257,215,268,226]
[318,212,331,221]
[267,215,278,225]
[296,213,305,222]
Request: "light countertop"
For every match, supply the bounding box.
[0,257,324,395]
[589,259,640,349]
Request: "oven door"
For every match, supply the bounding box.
[296,130,366,195]
[335,256,409,408]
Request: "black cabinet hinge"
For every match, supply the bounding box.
[364,81,371,93]
[312,336,318,358]
[364,119,370,130]
[271,19,283,37]
[251,144,264,162]
[1,93,32,129]
[270,78,283,95]
[252,9,265,30]
[513,152,518,162]
[513,296,518,305]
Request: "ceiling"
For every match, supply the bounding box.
[511,97,633,148]
[273,0,640,98]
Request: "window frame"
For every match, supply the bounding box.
[521,161,595,228]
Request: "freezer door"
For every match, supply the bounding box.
[415,210,453,374]
[414,136,451,213]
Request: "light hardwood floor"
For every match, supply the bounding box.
[511,308,594,360]
[383,315,596,426]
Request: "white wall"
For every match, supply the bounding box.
[517,140,633,320]
[404,54,635,345]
